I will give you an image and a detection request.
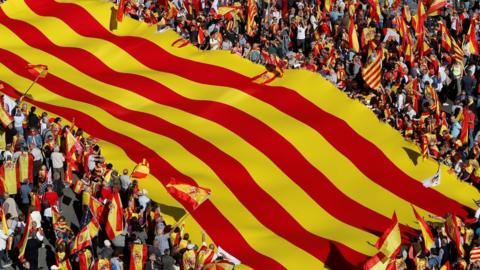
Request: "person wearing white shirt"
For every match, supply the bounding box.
[296,22,306,51]
[51,146,65,181]
[120,169,131,192]
[138,189,151,211]
[0,228,12,268]
[13,108,25,137]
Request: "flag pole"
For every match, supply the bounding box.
[22,74,41,98]
[173,194,211,229]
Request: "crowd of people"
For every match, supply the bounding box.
[0,0,480,268]
[115,0,480,187]
[111,0,480,268]
[0,93,239,269]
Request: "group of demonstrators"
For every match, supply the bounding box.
[111,0,480,268]
[115,0,480,187]
[0,92,239,269]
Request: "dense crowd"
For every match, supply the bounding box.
[114,0,480,187]
[110,0,480,268]
[0,93,239,269]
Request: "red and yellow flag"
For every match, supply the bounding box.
[17,152,33,184]
[166,178,211,210]
[0,99,12,127]
[0,209,9,235]
[3,1,480,268]
[71,225,93,254]
[427,0,446,16]
[362,49,383,91]
[105,191,123,240]
[18,214,33,261]
[445,214,464,257]
[412,206,434,252]
[348,16,360,53]
[247,0,257,36]
[374,213,401,258]
[26,63,48,78]
[131,158,150,179]
[78,249,92,270]
[87,217,100,238]
[130,244,148,270]
[0,161,19,195]
[466,19,479,55]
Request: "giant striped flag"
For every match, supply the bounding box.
[1,1,480,269]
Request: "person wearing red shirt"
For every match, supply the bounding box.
[43,185,59,208]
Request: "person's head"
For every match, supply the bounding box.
[47,184,53,192]
[183,233,190,240]
[122,169,128,175]
[164,249,170,255]
[149,253,156,261]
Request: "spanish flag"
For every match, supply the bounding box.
[18,214,33,261]
[78,249,92,270]
[466,19,479,55]
[0,101,12,127]
[166,178,211,210]
[26,64,48,78]
[363,252,395,270]
[105,192,124,240]
[0,161,19,195]
[412,206,434,252]
[445,213,464,257]
[30,192,41,211]
[71,225,93,254]
[374,213,401,257]
[131,158,150,179]
[65,127,77,160]
[92,258,111,270]
[51,205,61,224]
[86,217,100,238]
[130,244,148,270]
[415,2,426,38]
[17,152,33,185]
[56,252,72,270]
[348,16,360,53]
[88,195,105,221]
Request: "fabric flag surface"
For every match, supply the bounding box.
[1,1,480,269]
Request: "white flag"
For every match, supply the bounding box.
[422,169,441,188]
[217,246,241,265]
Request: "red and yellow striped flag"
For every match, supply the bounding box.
[362,49,383,91]
[130,244,148,270]
[2,1,480,269]
[247,0,257,36]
